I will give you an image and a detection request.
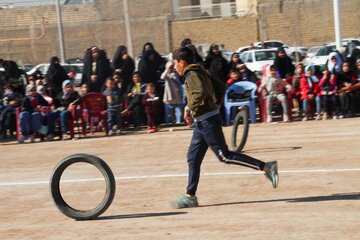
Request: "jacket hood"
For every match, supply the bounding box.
[184,64,206,75]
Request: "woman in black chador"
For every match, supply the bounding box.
[46,56,68,95]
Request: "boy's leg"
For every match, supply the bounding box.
[200,114,265,170]
[186,124,208,196]
[31,112,43,133]
[19,111,30,136]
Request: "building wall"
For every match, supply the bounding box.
[0,0,359,65]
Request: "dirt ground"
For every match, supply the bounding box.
[1,118,359,240]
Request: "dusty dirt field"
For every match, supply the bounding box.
[1,118,360,240]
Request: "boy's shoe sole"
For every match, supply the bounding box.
[265,161,279,189]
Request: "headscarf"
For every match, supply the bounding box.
[327,52,343,73]
[304,65,319,90]
[36,85,45,93]
[62,80,73,98]
[26,84,35,96]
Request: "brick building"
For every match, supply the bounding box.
[0,0,359,64]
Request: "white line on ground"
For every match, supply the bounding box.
[1,168,360,187]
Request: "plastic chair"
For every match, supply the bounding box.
[224,81,257,125]
[79,92,108,136]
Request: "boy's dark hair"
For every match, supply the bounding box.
[106,77,114,82]
[173,47,195,64]
[229,69,238,75]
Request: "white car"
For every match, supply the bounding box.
[240,49,277,74]
[253,40,308,61]
[302,45,322,65]
[27,63,84,86]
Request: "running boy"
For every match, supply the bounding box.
[172,47,279,208]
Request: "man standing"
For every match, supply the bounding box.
[172,47,279,208]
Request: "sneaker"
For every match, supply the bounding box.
[46,133,54,141]
[302,116,308,121]
[18,135,26,144]
[315,114,321,121]
[29,135,35,143]
[264,161,279,189]
[283,114,290,122]
[116,129,122,135]
[108,130,114,136]
[175,194,199,208]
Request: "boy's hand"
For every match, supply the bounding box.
[184,110,192,126]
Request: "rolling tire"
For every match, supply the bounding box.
[50,153,116,220]
[231,107,249,153]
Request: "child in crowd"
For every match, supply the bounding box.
[80,83,89,96]
[142,82,161,133]
[0,84,20,139]
[318,65,338,120]
[258,65,290,123]
[103,77,122,135]
[18,84,48,143]
[300,65,321,121]
[288,63,304,119]
[226,69,240,87]
[52,80,80,138]
[161,61,183,125]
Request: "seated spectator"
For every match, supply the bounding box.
[336,61,358,117]
[229,53,243,70]
[18,84,48,143]
[226,69,240,88]
[121,71,146,129]
[52,80,80,139]
[142,83,162,133]
[318,66,338,120]
[300,65,321,121]
[287,63,304,119]
[103,77,122,135]
[258,65,290,123]
[327,51,343,74]
[80,83,89,96]
[236,64,258,84]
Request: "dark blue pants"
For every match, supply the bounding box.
[186,113,265,196]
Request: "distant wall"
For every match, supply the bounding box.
[0,0,359,64]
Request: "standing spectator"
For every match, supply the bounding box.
[138,42,165,85]
[142,83,162,133]
[229,52,243,70]
[204,44,230,83]
[300,65,321,121]
[45,56,68,95]
[103,77,122,135]
[81,46,112,93]
[111,45,135,94]
[161,61,183,125]
[273,47,295,79]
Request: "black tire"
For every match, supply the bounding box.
[50,153,116,220]
[231,106,249,153]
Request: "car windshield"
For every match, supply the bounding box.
[316,45,337,56]
[255,51,277,61]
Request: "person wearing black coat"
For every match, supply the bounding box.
[46,56,68,95]
[81,46,112,93]
[111,45,135,94]
[273,47,295,79]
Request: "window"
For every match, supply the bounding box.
[172,0,236,20]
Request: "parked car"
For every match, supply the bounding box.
[235,45,261,55]
[240,49,277,74]
[253,40,308,61]
[26,63,84,86]
[302,45,322,65]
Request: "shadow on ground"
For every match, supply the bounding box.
[85,211,187,221]
[200,192,360,208]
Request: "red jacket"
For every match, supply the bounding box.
[300,76,320,100]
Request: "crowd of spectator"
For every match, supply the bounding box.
[0,38,359,143]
